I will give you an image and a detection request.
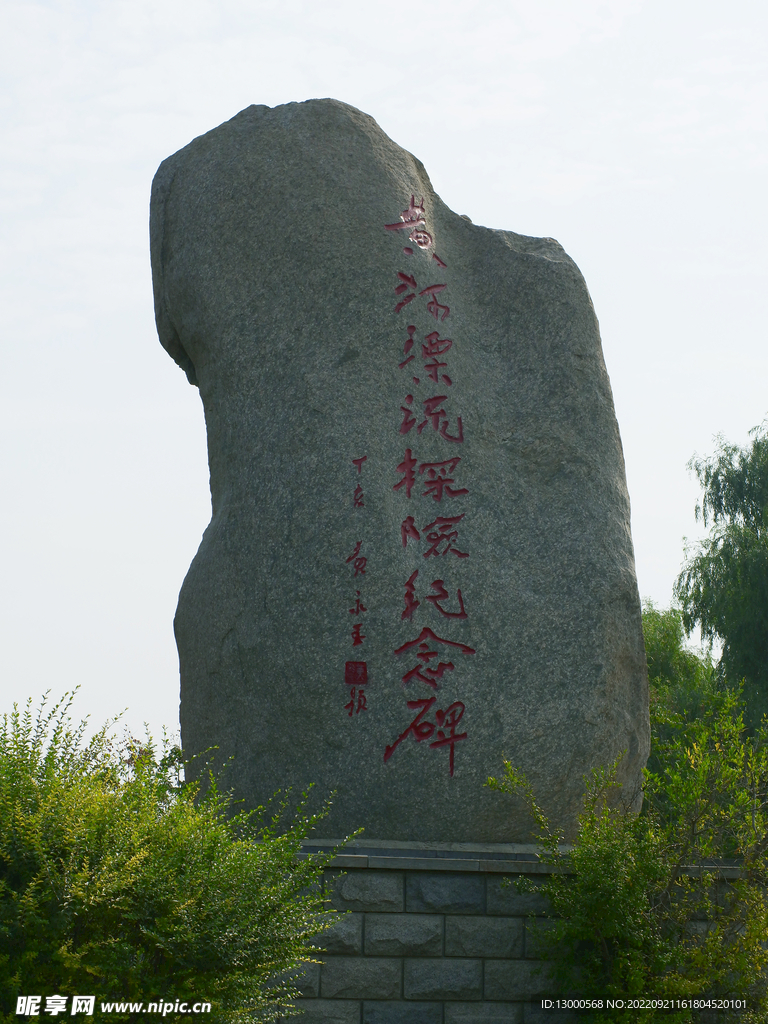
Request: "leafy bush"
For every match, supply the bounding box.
[0,693,343,1023]
[488,627,768,1021]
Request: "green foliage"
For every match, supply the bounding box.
[674,423,768,727]
[642,601,718,716]
[641,600,724,795]
[0,693,345,1023]
[487,679,768,1021]
[487,762,673,1003]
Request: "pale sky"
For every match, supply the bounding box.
[1,0,766,740]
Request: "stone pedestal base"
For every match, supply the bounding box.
[289,841,574,1024]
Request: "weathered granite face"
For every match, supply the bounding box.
[150,98,649,843]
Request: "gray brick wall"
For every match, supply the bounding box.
[279,846,564,1024]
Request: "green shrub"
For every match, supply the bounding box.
[488,688,768,1022]
[0,693,344,1023]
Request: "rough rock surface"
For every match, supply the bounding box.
[150,98,649,842]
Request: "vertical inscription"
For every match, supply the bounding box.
[343,458,369,717]
[384,197,474,776]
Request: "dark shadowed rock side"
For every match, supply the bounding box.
[150,98,649,843]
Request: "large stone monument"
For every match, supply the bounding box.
[150,98,649,844]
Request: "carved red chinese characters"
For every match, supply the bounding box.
[384,697,467,776]
[394,626,475,690]
[385,193,472,777]
[384,195,433,250]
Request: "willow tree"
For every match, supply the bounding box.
[675,422,768,726]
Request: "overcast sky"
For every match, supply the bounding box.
[1,0,766,740]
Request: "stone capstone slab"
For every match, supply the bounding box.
[151,97,649,842]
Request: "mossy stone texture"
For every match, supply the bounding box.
[150,98,649,842]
